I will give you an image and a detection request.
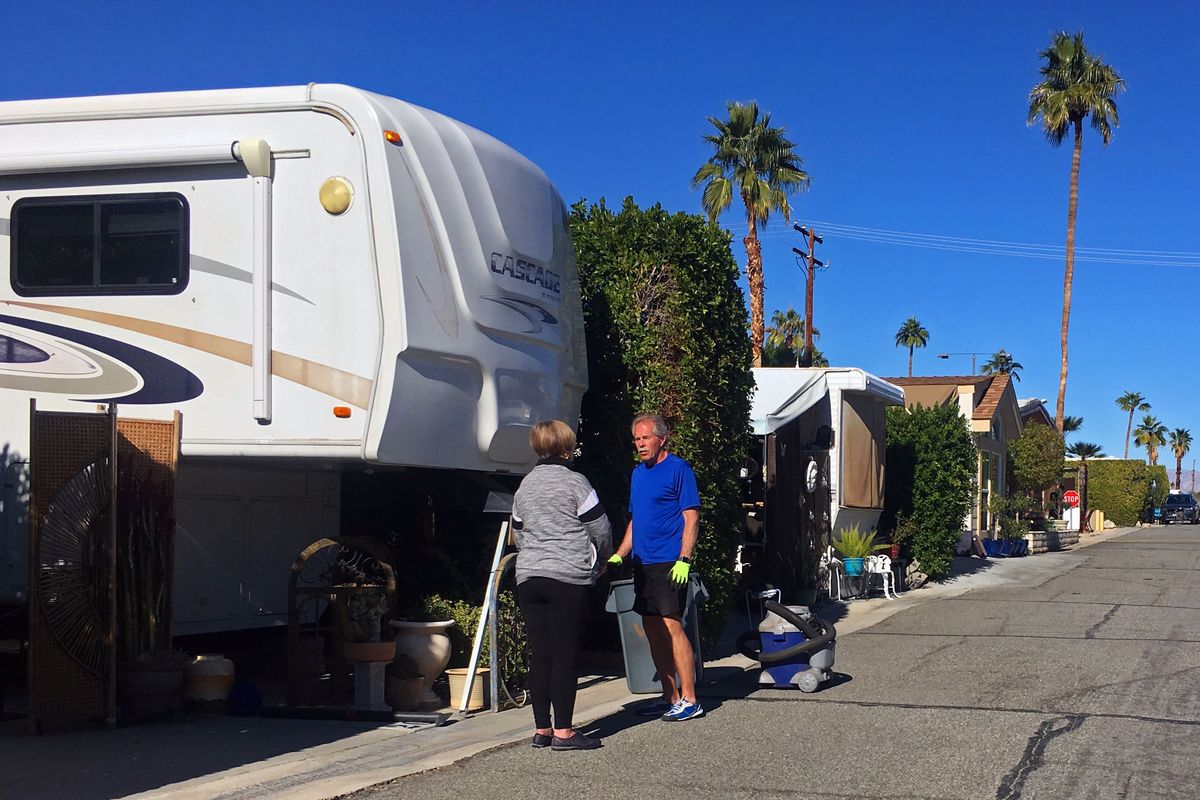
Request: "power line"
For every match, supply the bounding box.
[723,219,1200,268]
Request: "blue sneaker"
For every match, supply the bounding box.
[661,699,704,722]
[636,699,673,717]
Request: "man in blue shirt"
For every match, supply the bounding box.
[608,412,703,722]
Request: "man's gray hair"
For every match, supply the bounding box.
[631,413,669,437]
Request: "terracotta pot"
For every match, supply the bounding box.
[391,619,455,709]
[385,675,424,711]
[342,640,397,663]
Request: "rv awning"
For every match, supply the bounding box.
[750,367,904,436]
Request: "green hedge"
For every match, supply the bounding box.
[883,403,976,577]
[1067,459,1168,526]
[571,197,753,647]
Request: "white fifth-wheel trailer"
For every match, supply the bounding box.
[0,84,586,633]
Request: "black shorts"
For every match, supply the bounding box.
[632,560,686,618]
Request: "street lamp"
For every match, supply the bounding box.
[936,351,990,375]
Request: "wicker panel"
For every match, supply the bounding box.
[28,405,117,733]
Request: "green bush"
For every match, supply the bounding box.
[1009,423,1065,495]
[571,197,753,647]
[1066,459,1168,526]
[884,403,976,577]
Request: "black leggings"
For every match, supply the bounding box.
[517,577,587,730]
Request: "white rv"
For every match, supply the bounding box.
[0,85,586,633]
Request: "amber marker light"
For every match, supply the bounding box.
[333,406,352,418]
[383,130,402,145]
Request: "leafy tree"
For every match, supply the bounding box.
[1028,31,1124,433]
[1170,428,1192,489]
[893,316,929,377]
[1061,415,1083,433]
[1134,414,1167,465]
[883,403,976,577]
[981,349,1024,382]
[570,197,753,646]
[692,101,810,368]
[1010,423,1066,496]
[765,306,817,367]
[1116,391,1150,459]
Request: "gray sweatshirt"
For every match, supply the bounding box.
[512,459,612,585]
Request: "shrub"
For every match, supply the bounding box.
[884,403,976,577]
[1009,423,1065,495]
[1066,459,1168,526]
[571,197,753,647]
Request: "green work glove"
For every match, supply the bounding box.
[669,559,691,586]
[607,554,623,567]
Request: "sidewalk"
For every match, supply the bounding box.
[0,526,1134,800]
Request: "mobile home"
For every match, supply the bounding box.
[0,84,585,632]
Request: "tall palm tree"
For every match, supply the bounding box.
[765,306,816,367]
[809,346,830,368]
[893,317,929,377]
[1067,441,1105,529]
[981,349,1024,382]
[1028,31,1124,434]
[1116,391,1150,459]
[1134,415,1167,465]
[1062,415,1083,433]
[1170,428,1192,490]
[693,101,810,367]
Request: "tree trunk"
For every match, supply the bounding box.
[1079,460,1089,532]
[908,345,914,377]
[1176,456,1183,490]
[743,211,764,369]
[1124,409,1134,459]
[1056,122,1083,434]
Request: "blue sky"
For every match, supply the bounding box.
[2,1,1195,465]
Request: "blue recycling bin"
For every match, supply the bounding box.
[604,574,707,694]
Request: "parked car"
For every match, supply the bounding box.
[1162,493,1200,524]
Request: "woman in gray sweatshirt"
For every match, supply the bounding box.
[512,420,612,751]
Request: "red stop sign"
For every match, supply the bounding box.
[1063,490,1080,507]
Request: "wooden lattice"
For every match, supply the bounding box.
[28,406,181,733]
[28,402,117,733]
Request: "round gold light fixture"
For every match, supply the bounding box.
[319,177,353,215]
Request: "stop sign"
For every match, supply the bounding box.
[1064,490,1080,507]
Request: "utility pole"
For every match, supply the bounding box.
[792,224,825,367]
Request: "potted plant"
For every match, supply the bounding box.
[340,587,395,662]
[385,653,424,711]
[831,524,889,576]
[115,454,188,721]
[888,513,917,560]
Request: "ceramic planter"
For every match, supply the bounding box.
[391,619,455,708]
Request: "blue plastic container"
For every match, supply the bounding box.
[843,557,864,576]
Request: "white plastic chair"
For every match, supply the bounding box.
[864,554,898,599]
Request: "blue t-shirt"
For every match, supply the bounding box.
[629,452,701,565]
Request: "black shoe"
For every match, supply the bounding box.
[551,731,601,751]
[531,733,552,748]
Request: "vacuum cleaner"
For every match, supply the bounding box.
[736,599,837,693]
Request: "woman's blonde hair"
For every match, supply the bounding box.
[529,420,577,459]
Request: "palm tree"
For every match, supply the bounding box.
[765,306,817,367]
[1134,415,1167,465]
[809,346,830,368]
[693,101,810,367]
[1116,392,1150,459]
[1067,441,1105,530]
[1170,428,1192,489]
[981,349,1024,382]
[893,317,929,377]
[1062,415,1083,433]
[1028,31,1124,434]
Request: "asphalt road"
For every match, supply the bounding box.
[353,527,1200,800]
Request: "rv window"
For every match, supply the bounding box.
[12,194,188,295]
